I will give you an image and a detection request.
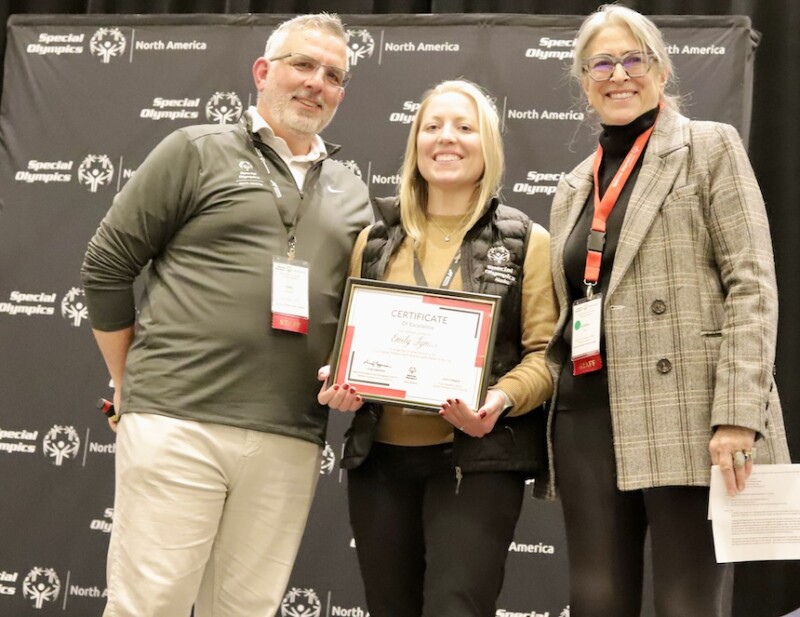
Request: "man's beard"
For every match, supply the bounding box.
[264,88,337,137]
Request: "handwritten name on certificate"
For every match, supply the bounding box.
[709,464,800,562]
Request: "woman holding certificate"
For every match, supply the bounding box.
[318,79,557,617]
[542,5,790,616]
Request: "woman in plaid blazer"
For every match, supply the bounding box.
[542,5,791,617]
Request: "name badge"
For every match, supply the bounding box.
[271,256,310,334]
[571,293,603,375]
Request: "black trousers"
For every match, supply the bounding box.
[553,405,733,617]
[347,442,525,617]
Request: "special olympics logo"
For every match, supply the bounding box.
[90,28,126,64]
[320,442,335,475]
[340,159,362,178]
[239,160,254,172]
[61,287,88,328]
[280,587,322,617]
[206,92,243,124]
[77,154,114,193]
[487,245,511,265]
[42,425,81,466]
[346,29,375,66]
[22,567,61,609]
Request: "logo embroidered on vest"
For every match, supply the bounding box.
[485,245,519,286]
[487,245,511,265]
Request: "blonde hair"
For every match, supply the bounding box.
[572,3,679,111]
[263,13,349,70]
[398,79,504,246]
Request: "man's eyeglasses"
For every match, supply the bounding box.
[583,51,655,82]
[269,52,351,89]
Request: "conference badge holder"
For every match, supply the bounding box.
[571,293,603,375]
[271,255,310,334]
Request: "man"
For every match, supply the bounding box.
[80,13,371,617]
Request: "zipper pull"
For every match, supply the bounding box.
[455,466,463,495]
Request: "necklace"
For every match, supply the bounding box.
[427,210,472,242]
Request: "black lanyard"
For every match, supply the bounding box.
[252,138,304,260]
[412,248,462,289]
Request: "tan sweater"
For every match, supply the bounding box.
[348,213,558,446]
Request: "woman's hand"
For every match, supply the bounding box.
[709,425,757,496]
[317,365,364,413]
[439,389,506,437]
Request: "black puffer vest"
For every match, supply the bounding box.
[341,197,548,477]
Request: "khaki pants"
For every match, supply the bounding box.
[104,412,321,617]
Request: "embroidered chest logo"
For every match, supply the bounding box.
[236,159,264,187]
[488,246,510,265]
[485,245,519,286]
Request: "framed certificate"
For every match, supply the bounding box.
[329,278,501,412]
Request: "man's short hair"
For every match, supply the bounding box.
[263,13,348,68]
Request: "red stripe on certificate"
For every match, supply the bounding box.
[423,295,489,315]
[355,384,407,398]
[474,347,486,368]
[336,325,355,384]
[422,296,492,368]
[474,313,491,368]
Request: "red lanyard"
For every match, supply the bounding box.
[582,122,656,294]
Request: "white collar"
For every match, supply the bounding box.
[246,106,327,163]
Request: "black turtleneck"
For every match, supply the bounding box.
[597,107,659,196]
[556,107,659,411]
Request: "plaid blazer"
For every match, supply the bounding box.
[538,106,790,496]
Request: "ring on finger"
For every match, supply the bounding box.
[733,450,754,469]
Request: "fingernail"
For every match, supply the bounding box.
[333,385,339,391]
[356,396,362,402]
[479,410,486,419]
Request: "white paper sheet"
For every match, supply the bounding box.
[709,464,800,563]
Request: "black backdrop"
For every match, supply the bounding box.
[0,2,798,617]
